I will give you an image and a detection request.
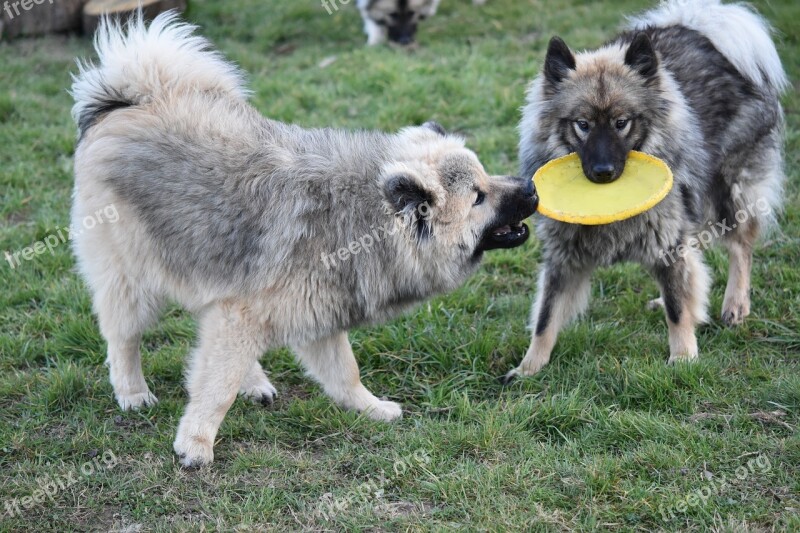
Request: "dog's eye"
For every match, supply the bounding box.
[474,190,486,206]
[576,120,590,132]
[615,119,629,130]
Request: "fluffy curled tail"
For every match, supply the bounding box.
[70,11,249,137]
[628,0,788,93]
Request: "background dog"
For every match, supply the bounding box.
[70,13,536,466]
[506,0,787,381]
[358,0,486,46]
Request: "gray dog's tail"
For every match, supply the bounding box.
[628,0,788,93]
[71,11,250,138]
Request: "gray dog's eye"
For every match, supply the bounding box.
[474,190,486,206]
[616,118,629,130]
[576,120,590,132]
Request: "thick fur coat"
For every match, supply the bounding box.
[507,0,786,381]
[71,13,536,465]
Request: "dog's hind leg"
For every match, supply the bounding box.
[502,264,592,383]
[239,361,278,406]
[174,303,269,467]
[293,332,402,421]
[652,247,710,364]
[94,274,163,411]
[721,210,760,326]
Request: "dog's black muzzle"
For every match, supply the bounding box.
[388,21,417,45]
[477,177,539,252]
[579,125,627,184]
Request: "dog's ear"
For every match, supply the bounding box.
[383,173,435,214]
[544,36,576,85]
[625,33,659,79]
[382,173,435,239]
[422,121,447,137]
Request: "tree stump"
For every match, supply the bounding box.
[82,0,187,34]
[1,0,88,39]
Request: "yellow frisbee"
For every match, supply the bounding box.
[533,151,673,225]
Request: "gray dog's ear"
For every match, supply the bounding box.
[625,32,659,79]
[383,173,435,240]
[383,173,435,214]
[422,121,447,136]
[544,36,576,85]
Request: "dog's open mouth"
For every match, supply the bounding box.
[480,221,530,251]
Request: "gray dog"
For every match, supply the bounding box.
[506,0,786,381]
[356,0,486,46]
[70,12,537,466]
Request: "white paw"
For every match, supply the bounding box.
[500,367,520,385]
[667,350,699,365]
[364,400,403,422]
[502,351,550,384]
[239,379,278,406]
[500,364,542,385]
[173,433,214,468]
[117,390,158,411]
[721,296,750,327]
[647,297,665,311]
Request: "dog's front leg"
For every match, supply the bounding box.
[651,247,710,364]
[502,264,592,383]
[363,18,388,46]
[293,332,402,421]
[174,304,269,467]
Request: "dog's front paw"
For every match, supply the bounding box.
[499,368,520,385]
[365,400,403,422]
[501,355,549,385]
[647,297,664,311]
[500,365,542,385]
[667,350,699,365]
[173,434,214,468]
[721,297,750,327]
[116,390,158,411]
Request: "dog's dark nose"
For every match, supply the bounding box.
[396,34,414,45]
[510,176,539,218]
[511,175,537,201]
[591,163,616,183]
[523,177,536,198]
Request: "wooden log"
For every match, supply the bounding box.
[1,0,88,40]
[82,0,187,35]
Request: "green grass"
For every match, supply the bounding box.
[1,0,798,530]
